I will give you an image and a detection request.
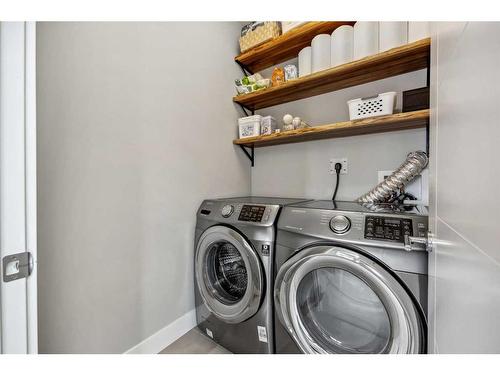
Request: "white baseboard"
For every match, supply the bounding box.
[125,308,197,354]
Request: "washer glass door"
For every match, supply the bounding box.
[206,241,248,304]
[275,246,425,354]
[196,226,263,324]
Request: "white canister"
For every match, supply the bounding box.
[331,25,354,67]
[311,34,331,73]
[238,115,262,138]
[353,21,379,60]
[298,46,312,77]
[408,22,430,42]
[260,116,277,135]
[379,22,408,52]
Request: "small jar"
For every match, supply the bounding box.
[271,67,285,87]
[284,64,298,81]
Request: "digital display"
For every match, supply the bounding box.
[238,205,266,222]
[384,219,401,225]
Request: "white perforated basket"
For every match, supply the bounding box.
[348,92,397,120]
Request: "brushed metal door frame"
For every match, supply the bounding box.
[275,245,424,354]
[195,226,263,324]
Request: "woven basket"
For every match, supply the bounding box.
[239,22,281,53]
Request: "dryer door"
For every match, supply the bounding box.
[275,245,425,354]
[195,226,263,324]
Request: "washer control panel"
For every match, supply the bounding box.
[199,200,282,227]
[238,205,266,222]
[364,216,413,243]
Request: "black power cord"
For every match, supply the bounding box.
[332,162,342,201]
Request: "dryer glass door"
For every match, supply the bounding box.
[275,245,425,354]
[196,226,263,324]
[297,267,391,353]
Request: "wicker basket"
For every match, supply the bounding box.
[239,22,281,53]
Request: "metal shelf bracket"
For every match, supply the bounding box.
[235,53,256,167]
[239,144,255,167]
[236,60,253,76]
[236,102,253,117]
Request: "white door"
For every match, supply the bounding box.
[0,22,37,354]
[428,22,500,353]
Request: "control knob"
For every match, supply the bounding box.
[221,204,234,218]
[329,215,351,234]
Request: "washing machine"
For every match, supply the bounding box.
[194,197,309,354]
[274,200,429,354]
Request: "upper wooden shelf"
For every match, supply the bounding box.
[234,38,431,111]
[233,110,429,148]
[235,21,356,73]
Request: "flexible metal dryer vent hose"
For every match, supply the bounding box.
[357,151,429,204]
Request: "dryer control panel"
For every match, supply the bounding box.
[278,202,428,251]
[364,216,413,243]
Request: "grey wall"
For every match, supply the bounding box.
[36,22,250,353]
[428,22,500,353]
[252,70,427,200]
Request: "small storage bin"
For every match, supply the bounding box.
[402,87,429,112]
[260,116,277,135]
[348,92,397,120]
[239,22,281,53]
[238,115,262,138]
[281,22,307,34]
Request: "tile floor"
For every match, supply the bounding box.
[160,328,231,354]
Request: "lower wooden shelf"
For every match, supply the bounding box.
[233,110,429,148]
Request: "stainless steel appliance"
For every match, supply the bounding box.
[274,200,429,354]
[194,197,309,354]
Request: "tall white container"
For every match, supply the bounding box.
[298,46,312,77]
[330,25,354,67]
[353,22,379,60]
[379,22,408,52]
[311,34,331,73]
[408,22,430,42]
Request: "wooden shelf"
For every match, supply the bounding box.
[234,110,429,148]
[234,38,431,111]
[235,21,355,73]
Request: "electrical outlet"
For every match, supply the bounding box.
[329,158,348,174]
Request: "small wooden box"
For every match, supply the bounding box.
[402,87,430,112]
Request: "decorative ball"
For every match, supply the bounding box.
[283,114,293,125]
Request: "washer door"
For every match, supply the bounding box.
[275,245,425,354]
[195,226,263,324]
